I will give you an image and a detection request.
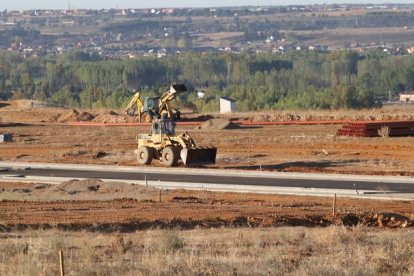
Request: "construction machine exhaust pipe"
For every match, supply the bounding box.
[181,147,217,166]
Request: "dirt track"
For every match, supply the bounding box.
[0,182,413,232]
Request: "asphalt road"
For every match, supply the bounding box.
[1,167,414,193]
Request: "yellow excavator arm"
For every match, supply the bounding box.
[125,92,144,119]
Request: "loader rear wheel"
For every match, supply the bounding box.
[162,146,178,167]
[141,112,153,123]
[137,146,153,165]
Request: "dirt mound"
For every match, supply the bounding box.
[51,178,104,193]
[249,113,301,122]
[92,110,130,123]
[198,119,239,130]
[51,178,155,195]
[247,111,414,123]
[57,109,95,123]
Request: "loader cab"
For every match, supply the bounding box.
[144,96,160,113]
[151,119,175,136]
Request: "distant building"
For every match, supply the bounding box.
[400,93,414,103]
[197,91,205,99]
[220,97,236,113]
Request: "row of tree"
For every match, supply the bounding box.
[1,49,414,111]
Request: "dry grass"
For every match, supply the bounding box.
[0,227,413,275]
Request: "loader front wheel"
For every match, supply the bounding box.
[141,112,153,123]
[137,146,153,165]
[162,146,178,167]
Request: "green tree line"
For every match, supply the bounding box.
[0,49,413,111]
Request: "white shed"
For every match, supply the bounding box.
[220,97,236,113]
[400,93,414,103]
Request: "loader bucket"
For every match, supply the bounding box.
[170,84,188,94]
[181,147,217,166]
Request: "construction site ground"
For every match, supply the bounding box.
[0,100,414,231]
[0,180,413,231]
[1,100,414,176]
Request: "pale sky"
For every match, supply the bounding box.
[0,1,412,11]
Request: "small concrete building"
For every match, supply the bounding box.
[197,91,205,99]
[400,93,414,103]
[220,97,236,113]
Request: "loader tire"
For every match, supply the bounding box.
[162,146,178,167]
[137,146,153,165]
[141,112,153,123]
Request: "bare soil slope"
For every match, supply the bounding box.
[0,181,413,232]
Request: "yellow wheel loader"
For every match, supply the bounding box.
[135,119,217,167]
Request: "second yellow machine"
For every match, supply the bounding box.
[125,84,187,122]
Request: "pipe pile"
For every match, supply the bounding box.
[337,121,414,137]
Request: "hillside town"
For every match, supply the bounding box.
[1,4,414,59]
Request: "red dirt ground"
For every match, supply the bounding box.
[0,182,413,231]
[1,100,414,176]
[1,101,414,232]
